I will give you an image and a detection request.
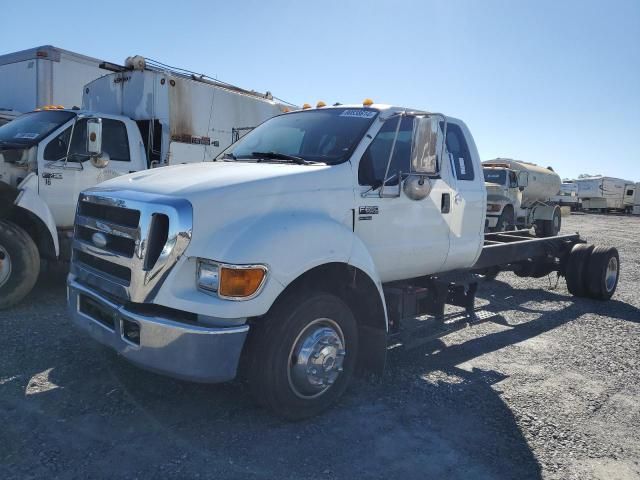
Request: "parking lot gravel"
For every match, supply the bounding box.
[1,213,639,479]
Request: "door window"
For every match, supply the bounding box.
[102,119,130,162]
[358,116,414,186]
[445,124,474,181]
[43,118,130,162]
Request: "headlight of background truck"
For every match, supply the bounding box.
[197,259,267,300]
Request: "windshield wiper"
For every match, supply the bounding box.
[251,151,308,165]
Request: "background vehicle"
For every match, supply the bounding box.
[550,181,581,211]
[483,159,562,236]
[0,45,110,113]
[0,108,21,127]
[66,102,620,419]
[0,56,292,309]
[574,176,635,213]
[633,182,640,215]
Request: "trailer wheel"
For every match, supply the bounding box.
[247,291,358,420]
[585,246,619,300]
[565,244,593,297]
[0,221,40,310]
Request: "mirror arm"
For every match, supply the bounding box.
[379,115,403,198]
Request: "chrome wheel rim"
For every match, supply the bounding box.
[0,245,11,288]
[288,318,345,399]
[605,256,618,292]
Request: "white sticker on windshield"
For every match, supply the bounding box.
[339,110,377,119]
[15,132,39,139]
[458,157,466,175]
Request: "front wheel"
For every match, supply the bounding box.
[0,221,40,310]
[247,292,358,420]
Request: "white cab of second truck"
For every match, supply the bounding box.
[482,158,562,236]
[574,176,636,212]
[0,56,291,309]
[0,45,111,114]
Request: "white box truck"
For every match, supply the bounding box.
[0,45,111,114]
[64,101,620,419]
[0,55,293,308]
[575,176,635,212]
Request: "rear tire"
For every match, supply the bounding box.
[0,221,40,310]
[565,243,593,297]
[247,291,358,420]
[585,246,619,300]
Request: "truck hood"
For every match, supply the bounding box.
[93,161,347,199]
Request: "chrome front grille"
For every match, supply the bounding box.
[71,190,193,302]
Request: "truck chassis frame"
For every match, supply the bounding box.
[384,230,584,348]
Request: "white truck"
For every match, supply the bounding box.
[0,58,290,308]
[0,45,111,113]
[574,176,636,213]
[66,102,621,419]
[550,182,580,211]
[483,159,562,236]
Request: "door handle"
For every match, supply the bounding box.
[441,193,451,213]
[454,193,462,204]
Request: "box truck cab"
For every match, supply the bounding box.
[0,58,291,309]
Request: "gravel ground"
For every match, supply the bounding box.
[1,213,639,479]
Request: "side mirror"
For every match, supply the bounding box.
[517,171,529,188]
[86,118,103,157]
[410,116,440,175]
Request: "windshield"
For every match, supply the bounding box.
[483,168,507,185]
[218,108,379,165]
[0,110,75,147]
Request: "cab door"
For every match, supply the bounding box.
[38,116,137,228]
[354,116,450,283]
[440,121,485,270]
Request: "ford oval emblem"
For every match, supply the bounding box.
[91,232,108,249]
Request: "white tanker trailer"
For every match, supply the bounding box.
[483,158,562,236]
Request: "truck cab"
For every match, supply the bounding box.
[67,102,488,418]
[483,165,527,230]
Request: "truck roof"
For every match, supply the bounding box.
[0,45,108,67]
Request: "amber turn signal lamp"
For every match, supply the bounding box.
[219,266,266,298]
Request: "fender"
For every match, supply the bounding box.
[13,173,59,257]
[530,203,559,221]
[155,209,388,329]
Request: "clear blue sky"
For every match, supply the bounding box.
[3,0,639,181]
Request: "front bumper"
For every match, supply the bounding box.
[67,280,249,383]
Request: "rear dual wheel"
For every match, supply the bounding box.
[565,244,619,300]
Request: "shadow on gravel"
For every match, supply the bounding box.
[3,272,637,479]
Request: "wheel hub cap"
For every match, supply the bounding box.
[0,246,11,288]
[605,257,618,292]
[288,319,345,399]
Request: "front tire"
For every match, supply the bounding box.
[247,291,358,420]
[0,221,40,310]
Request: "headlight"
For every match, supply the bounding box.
[197,259,267,300]
[487,203,502,212]
[197,260,219,293]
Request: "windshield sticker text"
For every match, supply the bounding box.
[340,110,377,119]
[14,132,39,139]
